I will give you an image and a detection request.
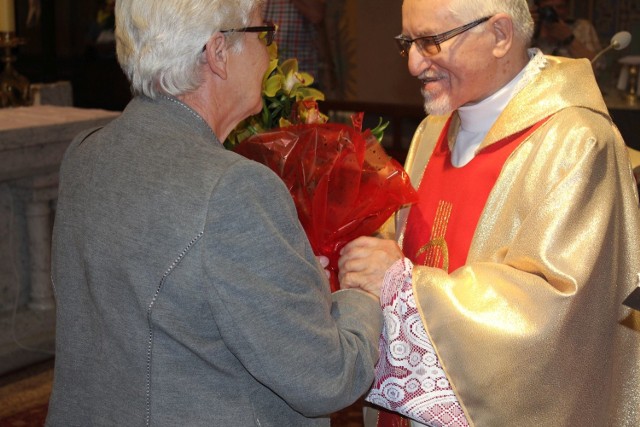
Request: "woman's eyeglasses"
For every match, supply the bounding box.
[221,22,277,46]
[394,16,492,57]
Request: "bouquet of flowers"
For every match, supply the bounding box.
[227,43,418,291]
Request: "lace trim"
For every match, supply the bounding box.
[366,258,469,426]
[513,48,548,95]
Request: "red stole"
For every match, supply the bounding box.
[376,116,549,427]
[403,117,548,272]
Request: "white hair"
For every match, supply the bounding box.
[115,0,263,98]
[448,0,534,44]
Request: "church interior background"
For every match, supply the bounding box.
[1,1,640,424]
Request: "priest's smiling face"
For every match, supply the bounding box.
[401,0,504,116]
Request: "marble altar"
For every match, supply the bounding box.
[0,105,119,374]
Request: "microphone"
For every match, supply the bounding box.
[592,31,632,64]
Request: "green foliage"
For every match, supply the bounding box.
[224,42,389,149]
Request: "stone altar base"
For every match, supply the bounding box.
[0,105,119,374]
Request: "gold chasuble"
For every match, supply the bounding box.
[379,56,640,427]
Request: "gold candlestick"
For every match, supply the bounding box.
[0,32,31,108]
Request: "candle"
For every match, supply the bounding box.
[0,0,15,33]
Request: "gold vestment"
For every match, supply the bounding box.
[382,56,640,426]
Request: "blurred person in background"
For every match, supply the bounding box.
[264,0,325,81]
[530,0,601,61]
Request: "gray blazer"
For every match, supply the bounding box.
[46,96,382,426]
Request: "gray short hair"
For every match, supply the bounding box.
[115,0,263,98]
[448,0,534,44]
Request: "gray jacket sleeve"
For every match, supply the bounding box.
[201,158,382,416]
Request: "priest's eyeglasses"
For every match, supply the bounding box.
[221,22,277,46]
[394,16,492,57]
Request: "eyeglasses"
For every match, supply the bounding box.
[221,22,277,46]
[394,16,492,57]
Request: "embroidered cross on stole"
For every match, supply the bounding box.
[375,116,548,427]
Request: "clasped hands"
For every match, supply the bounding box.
[336,236,404,300]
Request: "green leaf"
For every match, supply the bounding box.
[370,118,390,143]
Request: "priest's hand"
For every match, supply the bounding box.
[338,236,404,299]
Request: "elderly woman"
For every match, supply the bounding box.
[45,0,382,426]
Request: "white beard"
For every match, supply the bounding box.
[421,87,454,116]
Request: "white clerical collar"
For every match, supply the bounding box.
[458,65,527,133]
[452,49,545,166]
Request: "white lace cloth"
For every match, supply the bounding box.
[366,258,469,427]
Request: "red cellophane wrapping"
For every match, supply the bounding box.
[234,118,418,291]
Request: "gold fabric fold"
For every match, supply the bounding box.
[392,56,640,426]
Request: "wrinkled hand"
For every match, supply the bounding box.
[338,236,404,299]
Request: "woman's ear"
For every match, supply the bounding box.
[204,32,228,80]
[490,13,514,58]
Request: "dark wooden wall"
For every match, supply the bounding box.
[9,0,640,112]
[14,0,129,111]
